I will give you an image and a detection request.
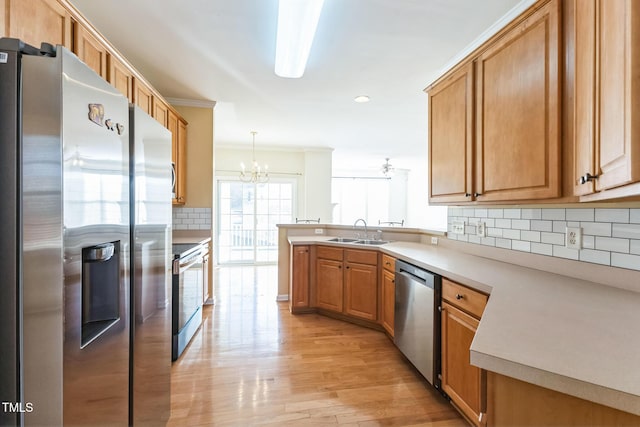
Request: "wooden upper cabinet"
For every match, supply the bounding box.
[74,23,108,78]
[176,118,187,204]
[108,54,133,101]
[475,0,561,202]
[573,0,640,199]
[428,62,474,203]
[153,97,169,128]
[6,0,72,48]
[133,79,153,115]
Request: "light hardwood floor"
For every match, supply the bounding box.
[167,266,467,426]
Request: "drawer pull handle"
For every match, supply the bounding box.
[455,294,465,300]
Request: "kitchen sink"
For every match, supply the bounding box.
[355,240,389,245]
[327,237,359,243]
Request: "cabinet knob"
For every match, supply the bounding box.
[473,192,482,198]
[465,193,471,197]
[455,294,465,300]
[346,265,350,269]
[579,172,599,185]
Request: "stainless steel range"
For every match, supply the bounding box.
[172,243,207,360]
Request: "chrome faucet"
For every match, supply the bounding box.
[353,218,368,240]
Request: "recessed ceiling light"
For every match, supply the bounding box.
[354,95,370,103]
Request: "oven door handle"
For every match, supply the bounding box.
[173,254,202,274]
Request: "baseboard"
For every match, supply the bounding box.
[276,294,289,302]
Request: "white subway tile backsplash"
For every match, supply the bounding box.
[611,253,640,270]
[566,209,595,222]
[531,242,553,256]
[582,235,595,249]
[541,232,565,246]
[503,209,521,219]
[521,209,542,220]
[595,236,629,253]
[579,249,611,266]
[612,223,640,240]
[595,208,629,223]
[521,230,541,242]
[581,222,612,237]
[553,245,579,260]
[541,209,565,221]
[511,219,531,230]
[173,207,212,231]
[447,207,640,272]
[531,220,553,232]
[512,240,531,252]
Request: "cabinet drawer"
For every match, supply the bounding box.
[442,278,488,319]
[345,248,377,265]
[381,254,395,272]
[316,246,343,261]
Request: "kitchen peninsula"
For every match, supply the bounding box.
[278,223,640,425]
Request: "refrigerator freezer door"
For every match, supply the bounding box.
[130,105,172,426]
[21,47,131,426]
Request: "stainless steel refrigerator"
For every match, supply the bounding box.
[0,38,172,426]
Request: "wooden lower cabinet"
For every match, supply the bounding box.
[441,302,485,426]
[381,268,395,336]
[441,278,488,427]
[202,248,210,304]
[315,258,344,313]
[289,245,310,311]
[344,262,377,321]
[487,372,640,426]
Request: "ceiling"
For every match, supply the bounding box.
[70,0,525,172]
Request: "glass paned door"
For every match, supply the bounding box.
[217,180,293,264]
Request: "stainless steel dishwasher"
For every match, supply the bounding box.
[394,259,442,390]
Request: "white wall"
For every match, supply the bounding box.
[303,149,333,222]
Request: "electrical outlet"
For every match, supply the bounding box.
[314,228,323,235]
[566,227,582,249]
[452,220,465,234]
[431,237,438,245]
[476,222,487,237]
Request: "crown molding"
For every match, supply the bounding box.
[166,97,217,108]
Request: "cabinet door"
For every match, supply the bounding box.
[167,111,180,203]
[441,301,484,427]
[6,0,72,49]
[176,119,187,204]
[108,54,133,101]
[153,97,169,128]
[595,0,640,192]
[74,23,108,78]
[344,262,377,321]
[475,0,561,202]
[381,268,395,336]
[290,245,310,311]
[428,61,474,203]
[316,259,343,313]
[133,79,153,115]
[202,251,210,304]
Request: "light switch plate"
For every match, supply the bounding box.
[566,227,582,249]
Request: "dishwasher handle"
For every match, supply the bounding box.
[396,270,435,290]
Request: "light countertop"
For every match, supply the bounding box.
[288,236,640,416]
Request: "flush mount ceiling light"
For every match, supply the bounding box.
[381,158,395,177]
[240,131,269,183]
[354,95,370,103]
[275,0,325,78]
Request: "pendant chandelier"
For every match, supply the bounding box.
[240,131,269,183]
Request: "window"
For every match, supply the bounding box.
[217,180,294,264]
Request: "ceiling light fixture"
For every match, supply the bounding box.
[275,0,325,78]
[354,95,370,103]
[240,131,269,183]
[381,158,395,177]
